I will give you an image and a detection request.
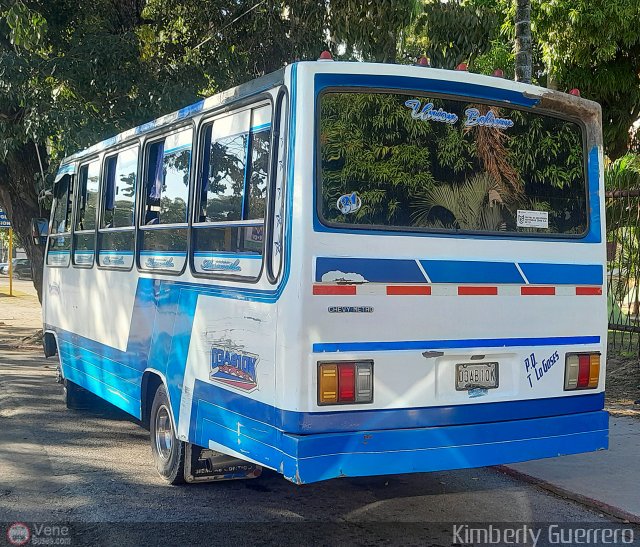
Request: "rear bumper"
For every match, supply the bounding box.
[276,411,608,484]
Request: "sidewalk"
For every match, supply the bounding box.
[503,416,640,523]
[0,277,42,348]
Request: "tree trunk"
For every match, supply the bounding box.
[514,0,532,84]
[0,142,49,303]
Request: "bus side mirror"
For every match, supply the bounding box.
[31,218,48,245]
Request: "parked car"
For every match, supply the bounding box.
[0,258,32,279]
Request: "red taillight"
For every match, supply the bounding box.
[338,364,355,402]
[577,354,590,388]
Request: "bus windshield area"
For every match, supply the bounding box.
[319,91,587,237]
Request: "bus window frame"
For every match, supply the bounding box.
[137,121,196,277]
[265,86,289,284]
[189,94,274,284]
[46,169,76,269]
[314,86,591,242]
[71,157,102,269]
[96,143,141,272]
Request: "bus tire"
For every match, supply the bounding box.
[150,384,185,485]
[63,379,93,410]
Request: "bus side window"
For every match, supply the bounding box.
[139,128,192,273]
[73,160,100,267]
[192,104,271,279]
[98,147,138,269]
[46,173,74,267]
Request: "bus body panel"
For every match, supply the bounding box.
[43,61,608,484]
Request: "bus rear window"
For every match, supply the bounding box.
[319,92,587,236]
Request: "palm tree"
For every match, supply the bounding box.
[411,173,506,231]
[514,0,532,84]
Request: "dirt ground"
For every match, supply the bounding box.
[0,276,42,348]
[605,348,640,418]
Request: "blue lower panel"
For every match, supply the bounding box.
[195,405,608,484]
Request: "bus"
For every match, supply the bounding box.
[40,56,608,485]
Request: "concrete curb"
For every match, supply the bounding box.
[497,465,640,525]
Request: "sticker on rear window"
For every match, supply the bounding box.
[517,210,549,229]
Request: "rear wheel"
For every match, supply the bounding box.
[150,384,185,484]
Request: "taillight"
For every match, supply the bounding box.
[565,353,600,390]
[318,361,373,405]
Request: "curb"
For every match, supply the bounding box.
[497,465,640,525]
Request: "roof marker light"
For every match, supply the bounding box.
[416,56,430,67]
[492,68,504,78]
[318,50,334,62]
[569,88,581,97]
[455,63,468,71]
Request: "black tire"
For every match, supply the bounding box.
[150,384,185,484]
[63,379,93,410]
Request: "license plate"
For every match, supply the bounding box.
[456,362,499,391]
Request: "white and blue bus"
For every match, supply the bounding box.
[41,57,608,484]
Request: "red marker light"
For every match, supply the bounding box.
[455,63,468,71]
[569,88,581,97]
[492,68,504,77]
[577,354,590,388]
[337,364,356,402]
[318,50,333,61]
[416,56,430,67]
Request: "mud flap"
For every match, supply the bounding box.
[184,444,262,483]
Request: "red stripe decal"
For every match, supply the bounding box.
[576,286,602,295]
[386,286,432,295]
[521,286,556,295]
[313,285,357,295]
[458,286,498,296]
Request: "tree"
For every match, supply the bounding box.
[406,0,500,69]
[514,0,532,83]
[533,0,640,159]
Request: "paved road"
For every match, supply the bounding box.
[0,350,634,546]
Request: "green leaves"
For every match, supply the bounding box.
[3,2,47,50]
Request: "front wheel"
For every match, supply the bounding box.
[150,384,185,484]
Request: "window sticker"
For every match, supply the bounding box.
[404,99,458,124]
[464,108,514,129]
[337,192,361,215]
[517,210,549,229]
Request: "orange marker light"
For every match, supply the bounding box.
[319,364,338,403]
[588,354,600,388]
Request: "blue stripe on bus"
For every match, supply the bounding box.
[421,259,524,284]
[315,257,602,286]
[312,335,600,353]
[587,146,602,244]
[315,257,426,283]
[192,378,604,434]
[518,263,603,285]
[193,252,262,259]
[314,73,540,108]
